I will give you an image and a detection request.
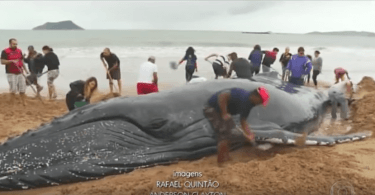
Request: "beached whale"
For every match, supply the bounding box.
[0,72,371,190]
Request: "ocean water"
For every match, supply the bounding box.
[0,30,374,97]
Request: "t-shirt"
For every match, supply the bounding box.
[334,68,346,79]
[100,52,120,69]
[232,58,252,79]
[279,53,292,67]
[248,50,263,67]
[1,48,24,74]
[207,88,255,120]
[37,52,60,71]
[214,55,230,69]
[184,55,197,70]
[262,51,277,67]
[137,61,158,84]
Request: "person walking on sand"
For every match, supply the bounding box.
[1,38,29,106]
[248,45,263,76]
[205,53,230,79]
[312,50,323,88]
[279,47,292,80]
[23,45,44,96]
[286,47,312,86]
[261,47,279,73]
[137,56,159,95]
[100,48,122,94]
[226,52,254,80]
[328,80,353,120]
[334,67,350,84]
[203,87,270,164]
[178,47,197,82]
[38,46,60,100]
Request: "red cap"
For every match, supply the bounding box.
[257,87,270,106]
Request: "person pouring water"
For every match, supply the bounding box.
[204,53,230,79]
[178,47,198,82]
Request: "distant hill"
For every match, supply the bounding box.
[32,20,84,30]
[306,31,375,37]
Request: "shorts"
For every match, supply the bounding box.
[7,73,26,93]
[26,73,38,86]
[203,107,235,142]
[137,82,159,95]
[107,68,121,80]
[47,69,59,85]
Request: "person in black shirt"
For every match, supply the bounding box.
[203,87,270,164]
[279,47,292,81]
[66,80,85,111]
[100,48,122,94]
[24,45,44,96]
[226,52,254,80]
[37,45,60,99]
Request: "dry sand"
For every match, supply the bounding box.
[1,79,375,195]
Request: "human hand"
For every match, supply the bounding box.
[222,113,231,120]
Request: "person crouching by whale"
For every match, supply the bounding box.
[204,53,230,79]
[66,77,121,111]
[65,77,98,111]
[334,67,350,84]
[226,52,254,80]
[203,87,270,164]
[137,56,158,95]
[328,80,353,120]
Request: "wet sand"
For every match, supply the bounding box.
[1,78,375,195]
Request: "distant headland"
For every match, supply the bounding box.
[32,20,84,30]
[306,31,375,37]
[242,31,271,34]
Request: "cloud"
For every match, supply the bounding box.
[227,1,284,16]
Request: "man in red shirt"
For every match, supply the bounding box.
[1,38,29,106]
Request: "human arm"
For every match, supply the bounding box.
[178,56,186,65]
[217,92,231,119]
[153,72,158,85]
[152,64,158,85]
[304,59,312,75]
[240,119,255,141]
[1,51,16,65]
[346,71,350,80]
[279,53,284,62]
[100,53,108,68]
[286,58,292,70]
[226,62,234,78]
[195,62,198,72]
[205,53,218,61]
[108,61,119,72]
[317,57,323,72]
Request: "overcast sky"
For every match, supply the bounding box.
[0,1,374,33]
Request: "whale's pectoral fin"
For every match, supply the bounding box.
[252,129,372,146]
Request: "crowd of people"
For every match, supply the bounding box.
[1,38,354,165]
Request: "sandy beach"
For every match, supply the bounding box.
[0,77,374,195]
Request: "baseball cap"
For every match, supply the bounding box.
[257,86,270,106]
[28,45,34,49]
